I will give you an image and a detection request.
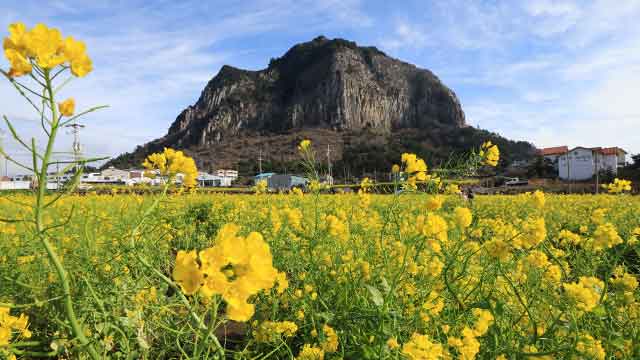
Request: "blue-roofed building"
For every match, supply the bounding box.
[254,172,275,184]
[267,174,309,191]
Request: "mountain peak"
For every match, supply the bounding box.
[107,37,534,172]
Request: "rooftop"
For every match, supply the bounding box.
[538,146,568,156]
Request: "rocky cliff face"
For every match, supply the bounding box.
[161,36,466,148]
[107,36,534,173]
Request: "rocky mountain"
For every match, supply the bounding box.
[107,36,535,177]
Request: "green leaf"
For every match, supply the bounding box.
[380,277,391,293]
[365,285,384,307]
[592,305,607,317]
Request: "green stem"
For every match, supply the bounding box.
[130,184,225,356]
[35,68,100,360]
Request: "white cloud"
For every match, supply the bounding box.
[0,0,373,175]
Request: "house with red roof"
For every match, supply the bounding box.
[540,146,628,180]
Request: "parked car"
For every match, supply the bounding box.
[504,177,529,186]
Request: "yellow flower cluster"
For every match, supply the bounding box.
[454,207,473,229]
[603,178,632,194]
[445,183,461,194]
[3,22,92,77]
[325,215,349,243]
[133,287,157,309]
[58,98,75,117]
[254,179,268,194]
[479,141,500,167]
[558,229,582,246]
[401,153,428,189]
[320,324,339,353]
[576,334,606,360]
[298,139,311,152]
[421,213,449,244]
[172,224,282,321]
[143,148,198,188]
[425,196,444,211]
[401,333,445,360]
[359,177,373,193]
[0,307,31,347]
[514,218,546,249]
[564,276,604,312]
[447,309,494,360]
[590,223,623,251]
[254,321,298,343]
[296,344,325,359]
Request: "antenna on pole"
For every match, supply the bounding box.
[65,122,85,164]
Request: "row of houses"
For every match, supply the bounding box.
[253,173,335,191]
[0,167,239,190]
[539,146,627,181]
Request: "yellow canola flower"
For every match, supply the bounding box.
[514,218,546,249]
[58,98,75,117]
[471,308,494,337]
[422,213,448,243]
[445,183,461,194]
[0,307,32,347]
[197,224,279,322]
[4,48,31,77]
[401,333,446,360]
[254,321,298,343]
[3,22,93,77]
[321,324,339,352]
[172,225,280,322]
[603,178,632,194]
[298,139,311,152]
[387,337,400,349]
[564,276,604,312]
[448,327,481,360]
[296,344,325,360]
[590,223,623,251]
[172,250,203,295]
[576,334,606,360]
[426,196,443,211]
[453,207,473,228]
[480,141,500,167]
[401,153,428,188]
[143,148,198,188]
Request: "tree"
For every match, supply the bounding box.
[527,156,556,178]
[629,153,640,170]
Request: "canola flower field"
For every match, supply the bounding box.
[1,191,639,359]
[2,20,640,360]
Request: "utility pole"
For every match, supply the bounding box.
[258,149,263,175]
[595,150,599,194]
[65,122,85,166]
[326,144,332,185]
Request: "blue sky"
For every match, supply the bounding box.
[1,0,639,174]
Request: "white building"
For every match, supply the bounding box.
[101,166,130,182]
[556,146,627,181]
[197,171,236,187]
[538,146,569,170]
[214,169,238,179]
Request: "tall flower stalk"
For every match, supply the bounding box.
[1,22,106,359]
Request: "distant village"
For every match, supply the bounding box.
[0,144,630,192]
[0,165,328,192]
[0,167,240,191]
